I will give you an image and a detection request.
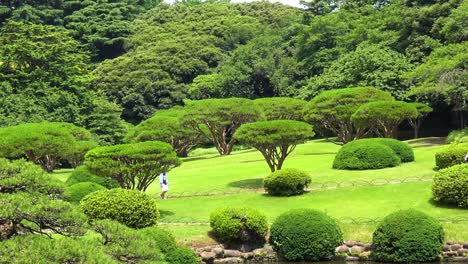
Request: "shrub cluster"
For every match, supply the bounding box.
[333,140,401,170]
[372,209,444,262]
[80,189,159,228]
[209,207,268,244]
[435,143,468,169]
[432,164,468,208]
[263,168,311,196]
[447,128,468,144]
[359,138,414,162]
[64,182,106,204]
[270,209,342,261]
[66,166,119,189]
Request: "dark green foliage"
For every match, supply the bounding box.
[165,247,200,264]
[66,166,119,189]
[371,209,444,262]
[270,209,343,261]
[303,87,394,143]
[139,226,178,254]
[183,98,263,156]
[84,141,180,191]
[333,140,401,170]
[64,182,106,204]
[80,188,159,228]
[356,138,414,162]
[235,120,313,171]
[209,207,268,244]
[263,168,311,196]
[435,143,468,169]
[254,97,306,121]
[432,164,468,208]
[0,122,97,172]
[408,102,433,139]
[447,128,468,143]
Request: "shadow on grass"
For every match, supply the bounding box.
[240,159,264,163]
[428,198,461,209]
[228,178,264,189]
[159,210,176,218]
[303,152,337,156]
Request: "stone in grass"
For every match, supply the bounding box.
[335,245,349,253]
[214,257,243,264]
[457,249,468,256]
[345,240,358,247]
[201,251,216,261]
[350,245,363,254]
[444,245,451,251]
[463,242,468,249]
[452,244,462,251]
[363,243,372,251]
[213,247,224,258]
[224,250,241,258]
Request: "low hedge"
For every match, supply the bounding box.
[270,209,342,261]
[165,247,199,264]
[209,207,268,244]
[357,138,414,162]
[66,166,119,189]
[80,189,159,228]
[333,140,401,170]
[64,182,106,204]
[263,168,311,196]
[447,128,468,144]
[435,143,468,169]
[432,164,468,208]
[372,209,444,262]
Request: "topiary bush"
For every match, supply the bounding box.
[139,226,178,254]
[357,138,414,162]
[333,140,401,170]
[80,189,159,228]
[432,164,468,208]
[372,209,444,262]
[64,182,106,204]
[209,207,268,244]
[263,168,311,196]
[270,209,343,261]
[435,143,468,169]
[447,128,468,144]
[165,247,199,264]
[66,166,119,189]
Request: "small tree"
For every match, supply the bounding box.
[126,107,203,157]
[254,97,306,121]
[0,122,97,172]
[182,98,263,155]
[352,101,418,138]
[84,141,180,191]
[408,102,433,138]
[303,87,394,144]
[234,120,313,172]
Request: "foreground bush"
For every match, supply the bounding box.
[432,164,468,208]
[372,209,444,262]
[447,128,468,143]
[166,247,200,264]
[209,207,268,244]
[80,189,159,228]
[435,143,468,169]
[66,166,119,189]
[64,182,106,204]
[270,209,342,261]
[333,140,401,170]
[357,138,414,162]
[264,168,311,196]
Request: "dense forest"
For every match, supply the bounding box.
[0,0,466,143]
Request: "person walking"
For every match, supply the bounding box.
[159,172,169,199]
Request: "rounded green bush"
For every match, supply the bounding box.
[139,226,177,254]
[270,209,342,261]
[209,207,268,244]
[447,128,468,144]
[64,182,106,204]
[165,247,199,264]
[435,143,468,169]
[333,140,401,170]
[357,138,414,162]
[80,189,159,228]
[432,164,468,208]
[66,166,119,189]
[372,209,444,262]
[263,168,311,196]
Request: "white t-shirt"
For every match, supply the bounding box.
[159,173,168,185]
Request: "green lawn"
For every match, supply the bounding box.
[52,138,468,244]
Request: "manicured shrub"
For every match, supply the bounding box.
[80,189,159,228]
[333,140,401,170]
[447,128,468,143]
[263,168,311,196]
[209,207,268,244]
[270,209,342,261]
[66,166,119,189]
[372,209,444,262]
[432,164,468,208]
[165,247,199,264]
[357,138,414,162]
[435,143,468,169]
[64,182,106,204]
[139,226,178,254]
